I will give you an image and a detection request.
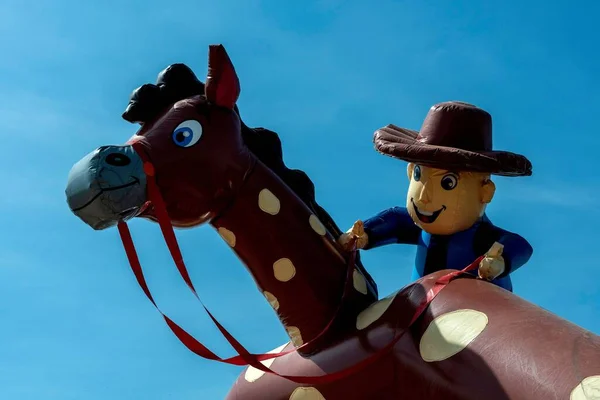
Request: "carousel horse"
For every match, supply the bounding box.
[65,45,600,400]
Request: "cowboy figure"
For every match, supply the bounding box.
[339,101,533,292]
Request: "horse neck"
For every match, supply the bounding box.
[210,159,376,354]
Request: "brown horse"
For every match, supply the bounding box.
[65,45,600,399]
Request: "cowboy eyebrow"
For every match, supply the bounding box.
[432,169,459,177]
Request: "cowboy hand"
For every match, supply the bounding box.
[478,242,505,281]
[337,220,369,251]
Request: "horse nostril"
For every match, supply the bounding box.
[105,153,131,166]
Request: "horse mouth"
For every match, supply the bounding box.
[411,199,445,224]
[70,177,141,212]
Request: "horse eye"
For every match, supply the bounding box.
[172,120,203,148]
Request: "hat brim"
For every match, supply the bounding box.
[374,125,532,177]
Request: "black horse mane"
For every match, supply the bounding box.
[122,64,377,296]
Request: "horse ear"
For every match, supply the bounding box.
[205,45,240,109]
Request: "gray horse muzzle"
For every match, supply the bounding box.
[65,145,147,230]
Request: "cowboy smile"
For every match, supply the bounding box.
[411,198,446,224]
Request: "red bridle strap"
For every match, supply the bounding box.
[120,143,361,362]
[117,143,484,384]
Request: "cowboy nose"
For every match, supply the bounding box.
[417,183,432,204]
[65,145,147,230]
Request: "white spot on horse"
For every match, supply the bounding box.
[243,342,289,383]
[419,309,488,362]
[217,227,236,247]
[263,291,280,311]
[258,189,280,215]
[353,269,368,295]
[273,258,296,282]
[286,326,304,347]
[570,375,600,400]
[356,291,399,330]
[289,386,326,400]
[308,214,326,236]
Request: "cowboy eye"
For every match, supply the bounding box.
[172,119,203,148]
[413,165,421,181]
[440,173,458,190]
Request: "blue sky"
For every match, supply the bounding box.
[1,0,599,398]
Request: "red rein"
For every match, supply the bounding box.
[116,143,484,384]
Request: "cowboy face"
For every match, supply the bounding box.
[406,163,496,235]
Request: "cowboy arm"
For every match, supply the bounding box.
[497,231,533,275]
[363,207,421,249]
[478,224,533,275]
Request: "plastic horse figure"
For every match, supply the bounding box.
[65,45,600,400]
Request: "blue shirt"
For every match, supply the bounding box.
[362,207,533,292]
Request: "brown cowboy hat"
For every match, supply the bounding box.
[373,101,532,176]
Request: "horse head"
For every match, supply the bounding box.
[66,45,250,229]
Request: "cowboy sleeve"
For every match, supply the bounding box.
[362,207,421,249]
[486,227,533,276]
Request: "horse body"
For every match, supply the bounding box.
[65,44,600,399]
[227,271,600,399]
